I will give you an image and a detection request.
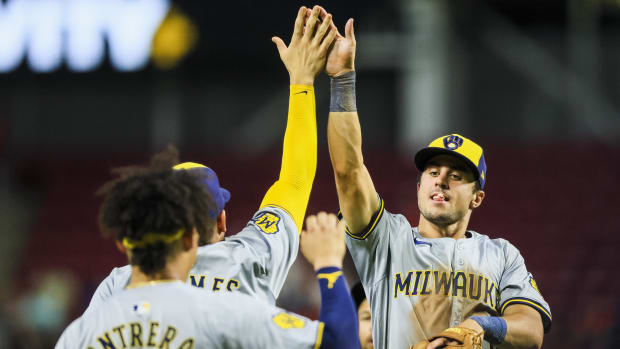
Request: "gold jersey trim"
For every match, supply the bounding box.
[343,198,385,240]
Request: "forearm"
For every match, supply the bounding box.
[327,71,363,176]
[260,85,317,231]
[327,112,364,176]
[500,311,543,349]
[315,267,359,349]
[463,306,543,349]
[327,72,379,233]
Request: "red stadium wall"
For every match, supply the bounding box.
[13,142,620,347]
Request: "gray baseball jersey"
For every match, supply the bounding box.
[87,206,297,312]
[344,198,551,349]
[57,281,323,349]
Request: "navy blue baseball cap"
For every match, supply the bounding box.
[173,162,231,218]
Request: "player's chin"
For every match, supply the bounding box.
[422,211,457,225]
[424,204,451,216]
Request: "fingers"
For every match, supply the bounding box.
[313,13,332,47]
[303,6,321,41]
[271,36,287,55]
[345,18,356,42]
[426,338,447,349]
[315,211,329,232]
[316,211,338,232]
[306,212,340,235]
[305,214,318,233]
[319,25,338,53]
[318,6,328,21]
[292,6,307,41]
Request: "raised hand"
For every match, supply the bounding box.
[272,6,337,85]
[300,212,346,271]
[325,18,356,77]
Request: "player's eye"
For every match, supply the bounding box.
[428,170,439,176]
[450,173,462,180]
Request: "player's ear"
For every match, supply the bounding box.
[470,190,485,209]
[217,210,227,235]
[116,241,127,254]
[183,229,198,250]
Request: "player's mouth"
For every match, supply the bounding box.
[431,192,449,202]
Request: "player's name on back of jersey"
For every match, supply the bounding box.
[394,270,499,308]
[92,321,193,349]
[189,274,240,292]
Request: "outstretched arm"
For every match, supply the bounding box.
[261,6,337,231]
[326,19,380,235]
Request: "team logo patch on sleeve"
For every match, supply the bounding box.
[273,313,306,329]
[529,273,542,294]
[251,212,281,234]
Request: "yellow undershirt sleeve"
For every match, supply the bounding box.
[260,85,317,232]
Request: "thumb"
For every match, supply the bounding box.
[271,36,287,53]
[345,18,355,42]
[427,338,447,349]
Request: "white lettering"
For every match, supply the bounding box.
[0,0,170,73]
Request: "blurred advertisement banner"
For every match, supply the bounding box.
[0,0,189,73]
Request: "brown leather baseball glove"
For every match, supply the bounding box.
[409,327,483,349]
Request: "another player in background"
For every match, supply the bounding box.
[351,282,374,349]
[86,5,334,310]
[55,151,359,348]
[322,11,551,349]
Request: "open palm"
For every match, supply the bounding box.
[325,18,356,77]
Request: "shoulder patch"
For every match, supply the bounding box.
[529,273,541,295]
[273,312,306,329]
[251,212,281,234]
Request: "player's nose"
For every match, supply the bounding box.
[434,171,449,188]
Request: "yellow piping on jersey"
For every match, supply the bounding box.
[122,229,185,249]
[345,198,385,240]
[500,297,552,321]
[313,322,325,349]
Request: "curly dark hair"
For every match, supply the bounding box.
[97,145,216,275]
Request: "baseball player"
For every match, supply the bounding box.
[322,13,551,349]
[351,281,374,349]
[85,5,335,311]
[55,153,359,348]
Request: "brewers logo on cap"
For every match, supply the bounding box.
[414,134,487,189]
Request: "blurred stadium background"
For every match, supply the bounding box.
[1,0,619,347]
